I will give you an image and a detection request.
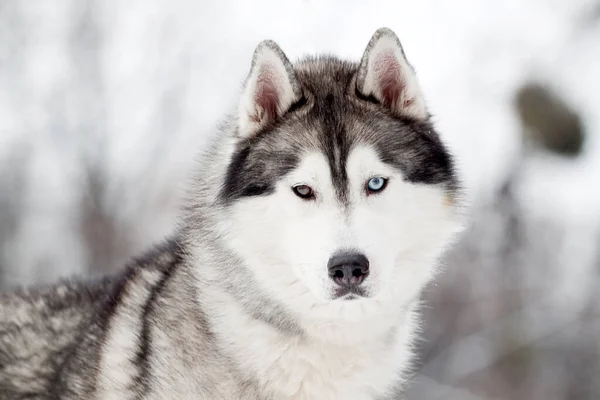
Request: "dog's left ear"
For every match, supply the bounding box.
[238,40,303,138]
[356,28,427,120]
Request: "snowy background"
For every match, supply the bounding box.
[1,1,599,398]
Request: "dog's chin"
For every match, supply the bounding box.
[302,290,391,332]
[330,286,370,300]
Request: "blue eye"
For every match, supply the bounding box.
[366,177,387,194]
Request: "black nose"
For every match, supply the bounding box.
[327,253,370,287]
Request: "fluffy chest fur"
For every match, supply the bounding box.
[198,286,417,400]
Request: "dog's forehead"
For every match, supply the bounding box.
[294,56,358,97]
[287,58,370,202]
[221,57,457,204]
[293,146,388,190]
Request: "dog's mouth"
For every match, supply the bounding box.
[333,286,367,300]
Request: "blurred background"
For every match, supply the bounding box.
[1,1,599,398]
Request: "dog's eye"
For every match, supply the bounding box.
[366,177,388,194]
[292,185,315,200]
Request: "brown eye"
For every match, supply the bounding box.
[292,185,315,200]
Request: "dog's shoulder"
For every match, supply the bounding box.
[0,238,185,398]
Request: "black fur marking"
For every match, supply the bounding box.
[221,56,459,206]
[222,145,254,199]
[241,183,271,197]
[374,120,458,189]
[60,263,141,397]
[220,134,300,203]
[47,276,117,397]
[288,95,308,113]
[221,143,276,200]
[314,92,351,204]
[133,239,183,398]
[354,86,381,105]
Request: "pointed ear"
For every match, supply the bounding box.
[238,40,302,138]
[356,28,427,120]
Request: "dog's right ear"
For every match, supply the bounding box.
[356,28,427,120]
[238,40,302,138]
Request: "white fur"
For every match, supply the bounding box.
[201,145,462,399]
[200,283,418,399]
[96,268,164,399]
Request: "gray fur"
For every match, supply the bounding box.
[0,29,461,399]
[357,28,415,96]
[222,55,457,203]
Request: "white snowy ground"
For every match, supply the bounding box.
[0,0,599,398]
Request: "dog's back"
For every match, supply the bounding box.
[0,277,114,398]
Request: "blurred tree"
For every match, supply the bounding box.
[0,143,29,288]
[515,83,584,157]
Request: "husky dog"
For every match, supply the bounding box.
[0,28,464,399]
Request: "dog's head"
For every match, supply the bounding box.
[213,28,463,322]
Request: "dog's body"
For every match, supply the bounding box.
[0,29,464,399]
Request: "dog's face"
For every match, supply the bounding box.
[218,29,462,320]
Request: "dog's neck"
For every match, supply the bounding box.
[184,231,421,398]
[193,271,418,399]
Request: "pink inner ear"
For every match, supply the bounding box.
[374,50,408,108]
[252,66,281,124]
